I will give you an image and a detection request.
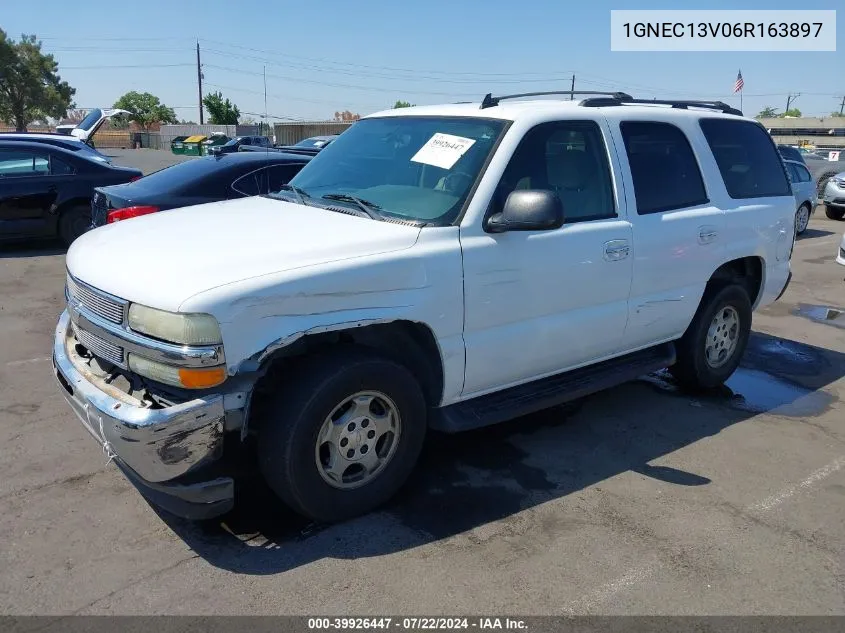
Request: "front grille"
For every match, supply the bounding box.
[91,192,108,227]
[66,274,126,324]
[72,322,125,367]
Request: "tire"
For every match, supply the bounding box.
[58,205,92,247]
[795,203,811,235]
[825,205,845,221]
[669,284,752,391]
[817,172,836,197]
[257,347,427,523]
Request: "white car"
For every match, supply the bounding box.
[783,159,817,235]
[54,108,130,143]
[54,92,795,523]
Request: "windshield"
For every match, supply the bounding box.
[77,109,103,132]
[294,136,334,148]
[223,137,244,147]
[285,117,506,224]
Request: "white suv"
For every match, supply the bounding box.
[54,92,795,523]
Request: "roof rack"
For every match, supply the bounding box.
[580,96,742,116]
[480,91,633,109]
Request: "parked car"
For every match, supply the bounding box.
[0,133,113,164]
[239,135,337,156]
[211,135,272,155]
[803,152,845,197]
[90,151,311,227]
[778,144,807,165]
[55,94,795,523]
[837,232,845,267]
[201,133,230,155]
[822,171,845,220]
[0,140,142,245]
[54,108,131,146]
[783,159,817,235]
[170,136,190,154]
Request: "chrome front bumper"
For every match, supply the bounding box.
[53,309,226,484]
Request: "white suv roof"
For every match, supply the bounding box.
[366,92,746,124]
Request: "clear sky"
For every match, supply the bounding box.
[2,0,842,122]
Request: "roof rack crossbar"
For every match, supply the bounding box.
[580,97,742,116]
[480,91,633,109]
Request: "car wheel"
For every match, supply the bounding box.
[825,205,845,221]
[817,172,837,197]
[257,347,427,523]
[795,203,811,235]
[669,284,752,391]
[58,205,92,247]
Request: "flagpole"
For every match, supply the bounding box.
[740,89,743,114]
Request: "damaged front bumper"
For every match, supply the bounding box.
[53,310,234,519]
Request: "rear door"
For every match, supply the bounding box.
[611,119,727,350]
[0,148,58,237]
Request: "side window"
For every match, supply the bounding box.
[494,120,616,223]
[783,163,797,183]
[797,164,812,183]
[0,150,48,177]
[50,156,74,175]
[699,118,791,199]
[232,167,268,196]
[619,121,709,214]
[241,137,252,146]
[266,164,304,193]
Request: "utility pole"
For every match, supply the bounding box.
[570,75,575,100]
[785,93,800,115]
[838,95,845,116]
[263,65,268,135]
[196,41,204,125]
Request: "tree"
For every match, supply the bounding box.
[65,108,88,123]
[755,106,778,119]
[830,111,844,118]
[333,110,360,121]
[393,100,414,109]
[782,108,802,118]
[0,30,76,131]
[203,91,240,125]
[113,91,177,130]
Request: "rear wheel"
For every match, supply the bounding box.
[825,205,845,221]
[670,284,752,390]
[795,203,811,235]
[257,348,427,523]
[58,205,92,247]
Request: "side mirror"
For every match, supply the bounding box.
[486,190,564,233]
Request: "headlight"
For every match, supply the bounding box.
[128,354,226,389]
[127,304,222,345]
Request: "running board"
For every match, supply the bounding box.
[431,343,676,433]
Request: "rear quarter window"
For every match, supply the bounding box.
[700,119,791,199]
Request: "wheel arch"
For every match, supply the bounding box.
[706,255,765,309]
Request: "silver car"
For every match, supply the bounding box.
[783,159,817,235]
[822,171,845,221]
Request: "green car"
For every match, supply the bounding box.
[200,133,230,156]
[170,135,190,154]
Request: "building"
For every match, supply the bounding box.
[759,116,845,149]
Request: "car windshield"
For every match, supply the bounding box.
[77,109,103,132]
[294,136,333,148]
[223,137,244,147]
[283,116,506,224]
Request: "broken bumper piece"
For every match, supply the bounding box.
[52,309,234,519]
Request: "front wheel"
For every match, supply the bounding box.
[825,205,845,221]
[257,348,427,523]
[58,205,92,247]
[670,284,752,390]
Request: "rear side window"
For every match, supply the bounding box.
[796,164,812,183]
[232,167,268,196]
[620,121,709,214]
[700,119,791,199]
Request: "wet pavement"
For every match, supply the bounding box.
[1,189,844,614]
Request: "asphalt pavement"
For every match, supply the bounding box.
[1,149,844,615]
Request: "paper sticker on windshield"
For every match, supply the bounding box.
[411,133,476,170]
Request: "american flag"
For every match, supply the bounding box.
[733,70,744,93]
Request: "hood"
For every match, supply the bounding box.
[66,197,422,312]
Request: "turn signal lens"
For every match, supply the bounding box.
[178,366,227,389]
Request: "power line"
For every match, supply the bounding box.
[202,82,385,109]
[60,63,193,69]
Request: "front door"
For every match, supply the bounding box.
[0,149,57,238]
[460,119,633,397]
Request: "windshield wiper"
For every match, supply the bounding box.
[321,193,383,220]
[274,184,311,206]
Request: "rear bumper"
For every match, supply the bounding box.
[837,235,845,267]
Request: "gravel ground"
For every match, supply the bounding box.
[1,149,844,615]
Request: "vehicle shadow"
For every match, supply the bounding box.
[0,240,66,259]
[798,228,835,240]
[157,331,844,575]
